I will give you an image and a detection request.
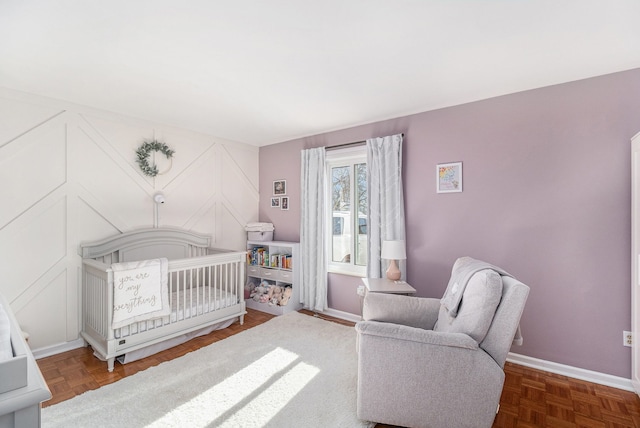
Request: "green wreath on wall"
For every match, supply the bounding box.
[136,139,175,177]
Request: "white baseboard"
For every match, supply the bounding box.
[321,308,362,323]
[32,338,85,360]
[507,352,634,392]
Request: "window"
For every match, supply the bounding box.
[326,146,367,276]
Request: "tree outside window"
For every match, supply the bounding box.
[327,149,367,275]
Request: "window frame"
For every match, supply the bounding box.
[325,146,367,277]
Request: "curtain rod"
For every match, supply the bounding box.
[325,133,404,151]
[326,140,365,151]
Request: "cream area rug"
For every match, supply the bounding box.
[42,311,374,428]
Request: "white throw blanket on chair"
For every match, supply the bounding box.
[111,258,170,329]
[440,256,512,317]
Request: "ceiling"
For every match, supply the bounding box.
[1,1,639,147]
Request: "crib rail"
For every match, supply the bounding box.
[81,251,246,359]
[82,259,112,340]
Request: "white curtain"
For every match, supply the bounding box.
[300,147,328,311]
[366,134,406,279]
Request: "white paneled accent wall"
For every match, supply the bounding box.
[0,89,259,351]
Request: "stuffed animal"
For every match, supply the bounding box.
[251,285,266,301]
[268,285,283,306]
[245,280,257,300]
[279,287,293,306]
[251,281,270,301]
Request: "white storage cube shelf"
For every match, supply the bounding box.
[246,240,301,316]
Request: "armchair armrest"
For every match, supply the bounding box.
[362,292,440,330]
[356,320,478,350]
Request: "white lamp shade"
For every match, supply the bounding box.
[381,240,406,260]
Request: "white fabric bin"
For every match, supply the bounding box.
[248,231,273,241]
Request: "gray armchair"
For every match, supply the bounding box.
[356,257,529,428]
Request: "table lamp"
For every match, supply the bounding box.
[381,240,406,281]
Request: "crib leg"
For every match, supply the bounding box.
[107,358,115,373]
[240,314,245,325]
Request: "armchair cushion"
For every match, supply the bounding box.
[362,292,440,330]
[434,269,502,343]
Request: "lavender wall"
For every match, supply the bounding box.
[259,68,640,378]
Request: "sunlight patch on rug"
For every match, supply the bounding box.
[148,348,320,427]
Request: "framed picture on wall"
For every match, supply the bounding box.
[437,162,463,193]
[273,180,286,196]
[271,197,280,208]
[281,196,289,210]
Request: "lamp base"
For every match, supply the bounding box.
[386,259,401,281]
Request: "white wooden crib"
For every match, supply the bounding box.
[79,228,246,372]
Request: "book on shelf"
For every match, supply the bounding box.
[247,246,268,266]
[269,253,292,269]
[247,247,293,269]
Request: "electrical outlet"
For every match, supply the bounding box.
[624,331,632,347]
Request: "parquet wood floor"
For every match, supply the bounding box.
[37,309,640,427]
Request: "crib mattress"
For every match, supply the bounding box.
[115,288,238,338]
